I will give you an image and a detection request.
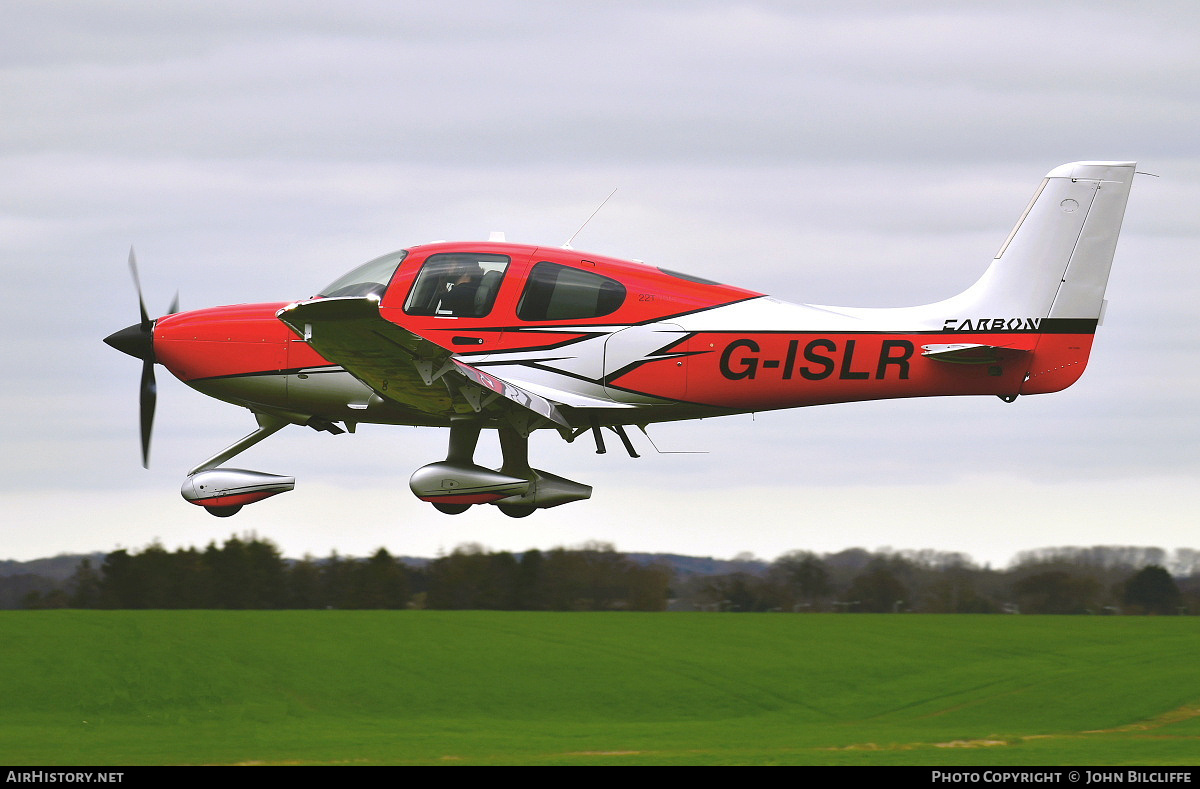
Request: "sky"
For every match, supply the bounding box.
[2,0,1198,567]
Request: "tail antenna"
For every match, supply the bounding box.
[563,188,618,249]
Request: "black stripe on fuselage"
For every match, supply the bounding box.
[188,365,344,383]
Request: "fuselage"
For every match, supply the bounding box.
[149,241,1096,430]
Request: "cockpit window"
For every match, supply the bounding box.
[316,250,408,298]
[404,253,510,318]
[517,262,626,321]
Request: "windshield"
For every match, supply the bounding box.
[315,250,408,298]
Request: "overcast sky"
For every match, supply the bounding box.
[3,1,1198,566]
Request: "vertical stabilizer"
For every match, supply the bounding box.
[949,161,1135,321]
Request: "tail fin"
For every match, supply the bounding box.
[814,162,1136,397]
[947,160,1136,321]
[912,162,1136,396]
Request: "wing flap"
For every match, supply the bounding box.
[450,359,570,427]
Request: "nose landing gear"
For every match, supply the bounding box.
[179,413,296,517]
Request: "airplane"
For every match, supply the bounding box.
[105,161,1137,519]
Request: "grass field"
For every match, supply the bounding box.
[1,611,1196,765]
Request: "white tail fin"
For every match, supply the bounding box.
[946,161,1135,321]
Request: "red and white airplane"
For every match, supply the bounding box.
[106,161,1136,518]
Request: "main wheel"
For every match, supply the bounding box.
[433,502,471,515]
[497,503,535,519]
[205,504,243,518]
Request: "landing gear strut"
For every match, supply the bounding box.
[409,420,591,516]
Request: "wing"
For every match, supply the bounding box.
[277,297,570,430]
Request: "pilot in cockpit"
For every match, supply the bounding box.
[439,260,483,317]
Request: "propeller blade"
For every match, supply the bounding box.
[113,246,168,467]
[128,246,151,331]
[139,358,156,468]
[115,246,179,467]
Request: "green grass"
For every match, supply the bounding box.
[1,612,1196,765]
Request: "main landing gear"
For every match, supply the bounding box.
[409,420,592,517]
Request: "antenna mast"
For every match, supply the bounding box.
[563,188,618,249]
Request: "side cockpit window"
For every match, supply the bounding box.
[404,253,510,318]
[517,262,626,321]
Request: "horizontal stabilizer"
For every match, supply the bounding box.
[921,343,1031,365]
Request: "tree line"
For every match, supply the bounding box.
[15,538,1197,614]
[682,546,1193,614]
[25,537,670,611]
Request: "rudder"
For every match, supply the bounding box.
[1012,162,1136,394]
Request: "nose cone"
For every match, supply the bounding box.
[104,322,154,362]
